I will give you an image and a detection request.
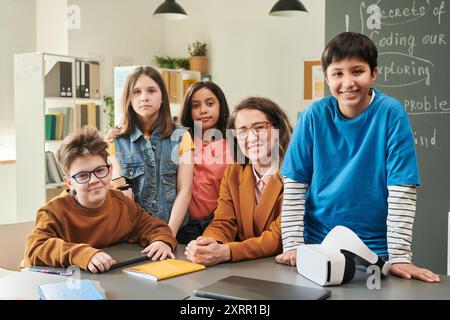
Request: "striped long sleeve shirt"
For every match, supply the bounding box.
[281,177,416,264]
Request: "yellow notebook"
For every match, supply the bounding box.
[123,259,205,281]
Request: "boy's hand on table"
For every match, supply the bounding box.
[88,252,116,273]
[142,241,175,261]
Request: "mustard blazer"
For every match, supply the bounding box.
[203,163,283,262]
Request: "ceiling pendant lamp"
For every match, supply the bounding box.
[153,0,188,20]
[269,0,308,17]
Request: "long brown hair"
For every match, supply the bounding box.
[228,97,293,168]
[119,66,174,138]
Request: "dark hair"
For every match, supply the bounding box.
[57,126,108,174]
[321,32,378,73]
[119,66,173,138]
[228,97,292,167]
[180,81,230,137]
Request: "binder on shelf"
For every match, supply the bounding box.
[76,60,81,97]
[89,62,101,99]
[59,62,72,97]
[83,62,90,98]
[80,62,86,98]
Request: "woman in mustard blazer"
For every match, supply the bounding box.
[185,97,292,266]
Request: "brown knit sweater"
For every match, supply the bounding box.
[23,189,177,270]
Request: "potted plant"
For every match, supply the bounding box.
[188,40,208,74]
[153,55,176,69]
[153,56,190,70]
[103,95,115,131]
[174,57,190,69]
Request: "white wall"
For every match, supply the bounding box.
[36,0,68,54]
[67,0,166,98]
[163,0,325,125]
[0,0,36,129]
[3,0,325,128]
[0,163,17,224]
[1,0,325,223]
[0,0,35,222]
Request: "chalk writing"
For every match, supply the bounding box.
[404,96,449,114]
[370,31,417,55]
[413,128,438,149]
[432,1,445,25]
[377,52,433,87]
[421,33,447,45]
[380,0,429,25]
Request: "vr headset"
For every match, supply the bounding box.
[296,226,391,286]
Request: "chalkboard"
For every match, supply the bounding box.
[325,0,450,273]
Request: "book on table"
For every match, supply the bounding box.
[123,259,205,281]
[38,279,106,300]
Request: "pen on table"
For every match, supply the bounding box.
[25,267,73,276]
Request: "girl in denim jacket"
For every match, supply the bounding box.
[110,66,194,238]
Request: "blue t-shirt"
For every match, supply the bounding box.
[281,89,420,254]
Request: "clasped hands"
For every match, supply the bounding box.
[185,236,231,267]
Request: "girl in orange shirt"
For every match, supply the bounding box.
[177,82,231,244]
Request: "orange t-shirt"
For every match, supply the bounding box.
[188,138,231,220]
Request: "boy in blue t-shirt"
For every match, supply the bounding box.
[276,32,439,283]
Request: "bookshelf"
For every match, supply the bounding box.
[113,66,201,126]
[14,53,103,221]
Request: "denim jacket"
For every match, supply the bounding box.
[114,124,188,226]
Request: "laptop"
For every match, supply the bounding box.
[101,243,149,269]
[193,276,331,300]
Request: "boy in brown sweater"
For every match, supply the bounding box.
[23,126,177,273]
